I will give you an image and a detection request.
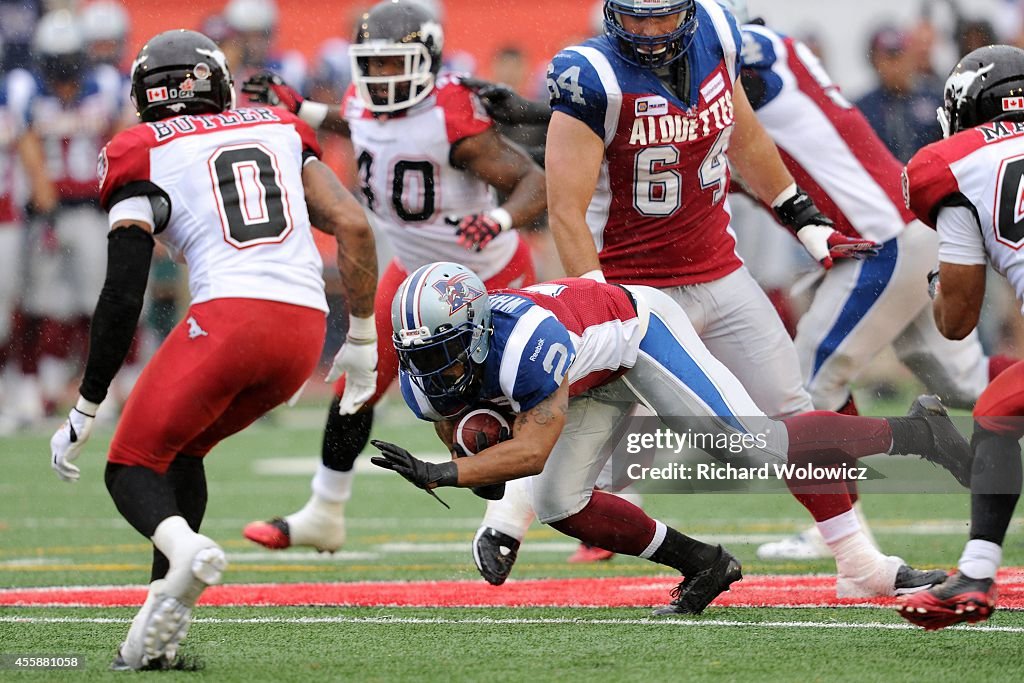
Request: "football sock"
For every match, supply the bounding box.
[549,490,657,557]
[480,477,535,541]
[829,529,884,579]
[648,525,722,575]
[783,412,893,463]
[968,426,1022,546]
[311,463,354,504]
[321,398,373,472]
[151,454,208,581]
[958,539,1003,580]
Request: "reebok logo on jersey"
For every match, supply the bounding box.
[529,338,546,362]
[635,96,668,117]
[1004,96,1024,112]
[186,316,208,339]
[146,86,169,103]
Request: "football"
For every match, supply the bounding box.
[455,407,514,455]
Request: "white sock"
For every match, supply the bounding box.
[480,477,535,541]
[311,464,354,504]
[816,508,860,544]
[852,501,879,551]
[817,510,883,578]
[958,539,1002,580]
[151,516,198,559]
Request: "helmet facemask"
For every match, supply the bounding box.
[395,322,487,400]
[603,0,698,69]
[350,42,436,113]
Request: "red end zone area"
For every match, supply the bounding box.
[4,571,1024,609]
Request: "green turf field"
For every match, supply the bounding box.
[1,395,1022,681]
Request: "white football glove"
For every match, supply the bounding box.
[50,397,99,482]
[326,315,378,415]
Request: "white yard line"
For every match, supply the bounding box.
[0,614,1021,633]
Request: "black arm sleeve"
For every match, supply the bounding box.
[79,225,155,404]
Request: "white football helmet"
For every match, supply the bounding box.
[391,262,492,402]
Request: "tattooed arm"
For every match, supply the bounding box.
[302,159,378,317]
[447,379,569,488]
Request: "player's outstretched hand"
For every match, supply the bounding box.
[242,72,303,114]
[448,213,507,251]
[327,337,378,414]
[773,186,879,269]
[50,398,98,482]
[370,439,457,508]
[461,76,551,126]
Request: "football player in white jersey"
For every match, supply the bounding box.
[47,29,378,669]
[899,45,1024,630]
[239,0,546,559]
[371,263,961,615]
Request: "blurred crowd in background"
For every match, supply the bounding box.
[0,0,1021,432]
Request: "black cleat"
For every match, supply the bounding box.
[652,546,743,616]
[906,395,973,487]
[894,564,950,595]
[472,527,521,586]
[898,571,997,630]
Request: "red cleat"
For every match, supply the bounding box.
[567,544,615,564]
[897,571,998,630]
[243,518,292,550]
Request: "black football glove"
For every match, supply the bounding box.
[242,72,304,114]
[370,439,458,508]
[460,76,552,126]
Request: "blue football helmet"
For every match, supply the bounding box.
[604,0,698,68]
[392,262,492,402]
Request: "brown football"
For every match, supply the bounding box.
[455,407,514,455]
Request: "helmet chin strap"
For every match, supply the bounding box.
[936,106,952,139]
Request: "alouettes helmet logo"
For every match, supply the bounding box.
[432,273,484,316]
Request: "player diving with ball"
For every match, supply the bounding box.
[371,262,965,614]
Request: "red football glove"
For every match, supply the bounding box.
[242,72,303,114]
[773,186,880,269]
[447,210,512,252]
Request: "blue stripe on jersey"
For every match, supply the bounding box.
[640,313,745,432]
[399,372,429,420]
[740,27,784,110]
[811,237,900,378]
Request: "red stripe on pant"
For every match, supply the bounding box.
[975,359,1024,437]
[108,298,325,474]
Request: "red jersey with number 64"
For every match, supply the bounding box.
[98,107,327,312]
[904,120,1024,302]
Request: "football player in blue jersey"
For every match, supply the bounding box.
[372,262,961,614]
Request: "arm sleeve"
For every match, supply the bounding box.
[903,148,963,228]
[738,28,783,110]
[936,205,988,266]
[79,226,155,404]
[436,79,493,144]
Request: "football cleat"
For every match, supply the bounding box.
[243,499,346,553]
[243,517,292,550]
[567,543,615,564]
[113,537,226,670]
[898,571,997,630]
[473,526,521,586]
[652,546,742,616]
[907,394,973,487]
[894,565,950,595]
[756,530,831,561]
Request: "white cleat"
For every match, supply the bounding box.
[111,538,227,670]
[836,554,903,598]
[244,498,346,553]
[757,530,831,561]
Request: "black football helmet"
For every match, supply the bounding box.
[130,30,234,123]
[938,44,1024,138]
[350,0,444,113]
